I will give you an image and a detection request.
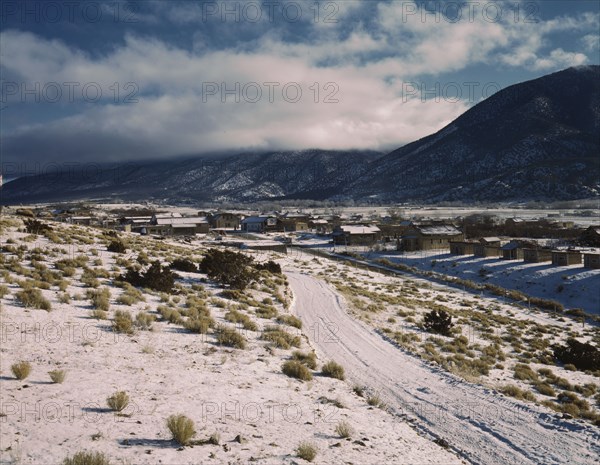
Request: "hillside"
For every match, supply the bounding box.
[2,66,599,205]
[1,150,381,204]
[344,66,600,202]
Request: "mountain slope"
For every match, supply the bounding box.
[2,66,599,205]
[343,65,600,202]
[1,150,381,204]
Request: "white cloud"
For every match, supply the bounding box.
[581,34,600,51]
[1,1,598,162]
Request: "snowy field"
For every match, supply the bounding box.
[371,250,600,315]
[1,213,599,465]
[0,215,459,465]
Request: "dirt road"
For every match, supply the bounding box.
[287,271,600,465]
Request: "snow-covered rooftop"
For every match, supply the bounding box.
[480,236,502,243]
[418,225,462,235]
[338,225,381,234]
[156,216,208,225]
[241,216,270,224]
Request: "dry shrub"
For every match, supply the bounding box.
[282,360,313,381]
[11,361,32,380]
[166,414,196,445]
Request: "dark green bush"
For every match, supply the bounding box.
[423,309,453,336]
[169,259,198,273]
[199,248,255,290]
[255,260,282,274]
[121,261,177,293]
[24,219,52,235]
[107,240,127,254]
[553,338,600,371]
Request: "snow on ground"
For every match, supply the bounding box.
[285,269,600,465]
[0,217,460,465]
[286,236,600,314]
[371,249,600,314]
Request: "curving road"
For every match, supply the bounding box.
[287,271,600,465]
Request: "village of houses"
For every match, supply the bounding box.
[24,206,600,270]
[8,203,600,316]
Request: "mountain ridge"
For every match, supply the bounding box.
[2,66,599,205]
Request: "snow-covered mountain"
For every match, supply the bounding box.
[2,66,599,205]
[1,150,381,204]
[343,65,600,202]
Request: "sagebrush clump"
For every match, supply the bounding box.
[215,325,246,349]
[166,414,196,445]
[282,360,313,381]
[335,420,354,438]
[16,288,52,311]
[107,240,127,254]
[321,360,345,380]
[11,361,32,380]
[291,351,317,369]
[106,391,129,412]
[62,451,111,465]
[296,441,317,462]
[261,326,301,349]
[112,310,134,334]
[49,369,66,384]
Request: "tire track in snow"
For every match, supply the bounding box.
[287,271,600,465]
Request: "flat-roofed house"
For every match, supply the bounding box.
[68,216,94,226]
[473,237,502,257]
[155,216,210,234]
[309,218,331,234]
[171,224,198,236]
[449,241,475,255]
[401,224,464,251]
[583,252,600,269]
[551,250,582,266]
[333,224,381,246]
[280,213,310,232]
[151,212,182,221]
[241,216,279,233]
[501,240,535,260]
[522,248,553,263]
[505,218,539,231]
[209,212,241,230]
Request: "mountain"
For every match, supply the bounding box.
[343,65,600,202]
[0,150,381,204]
[2,66,599,205]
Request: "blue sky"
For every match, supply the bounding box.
[1,0,599,165]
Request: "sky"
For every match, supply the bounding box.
[1,0,599,170]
